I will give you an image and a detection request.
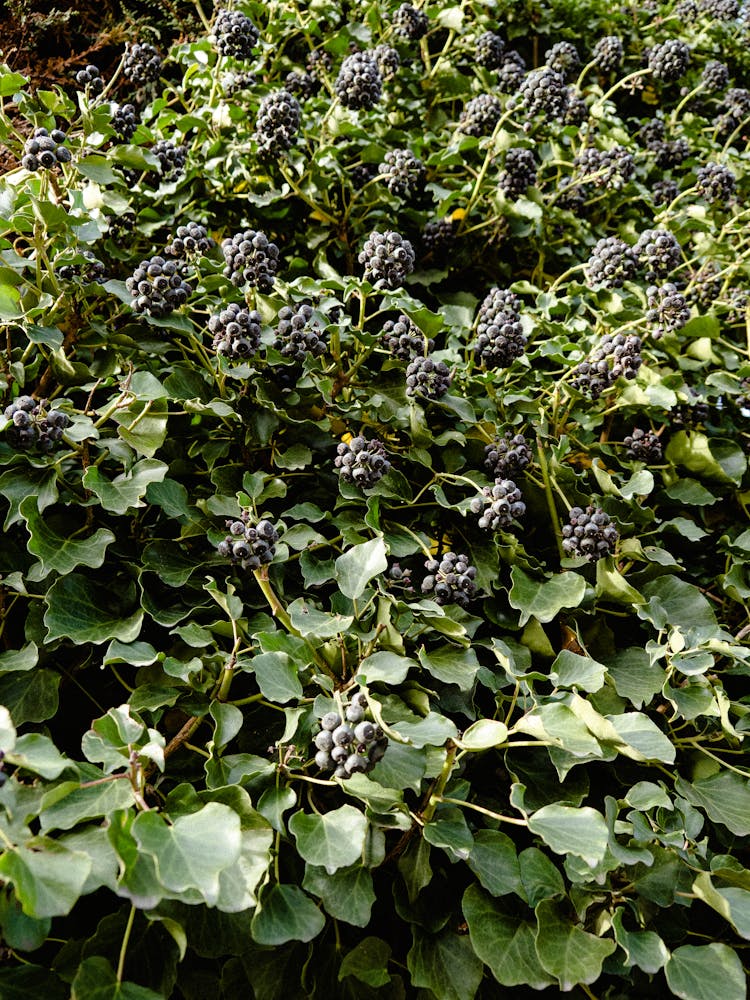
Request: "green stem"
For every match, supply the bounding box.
[116,905,137,983]
[422,743,457,823]
[536,436,566,560]
[438,796,528,826]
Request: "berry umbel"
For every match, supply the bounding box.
[222,230,280,292]
[335,437,392,489]
[359,230,415,288]
[562,506,619,561]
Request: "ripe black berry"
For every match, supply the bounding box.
[4,397,69,453]
[254,89,302,157]
[123,42,162,84]
[284,71,317,100]
[111,103,139,141]
[274,303,326,362]
[212,8,260,60]
[624,428,663,462]
[496,51,526,93]
[498,147,537,198]
[221,229,280,292]
[646,283,690,337]
[562,506,619,561]
[648,40,691,83]
[313,694,387,778]
[392,4,429,40]
[702,60,729,92]
[584,237,637,289]
[209,303,263,358]
[165,222,214,258]
[695,162,735,204]
[21,127,70,172]
[515,67,568,121]
[372,45,400,80]
[378,148,425,199]
[475,31,505,70]
[405,355,452,400]
[335,436,391,488]
[335,52,382,111]
[422,216,458,258]
[152,139,187,179]
[571,333,642,399]
[359,230,415,289]
[75,64,104,94]
[633,228,682,281]
[381,314,433,359]
[592,36,623,72]
[459,94,503,136]
[126,256,192,317]
[470,479,526,531]
[421,552,477,607]
[574,145,634,190]
[217,515,280,570]
[545,41,580,81]
[484,431,532,478]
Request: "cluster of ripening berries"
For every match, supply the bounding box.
[562,506,619,561]
[217,515,280,571]
[21,127,71,172]
[313,692,388,779]
[4,396,69,452]
[335,436,391,489]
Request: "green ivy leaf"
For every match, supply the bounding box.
[289,804,367,875]
[44,574,143,645]
[82,460,169,516]
[20,496,115,579]
[675,772,750,836]
[508,567,586,627]
[132,803,242,906]
[338,936,392,988]
[334,536,388,600]
[0,669,60,725]
[457,719,509,750]
[549,650,606,693]
[418,645,479,689]
[534,898,616,990]
[0,841,92,918]
[611,907,669,973]
[528,804,608,867]
[407,926,483,1000]
[302,864,375,927]
[250,884,325,945]
[463,884,554,988]
[71,956,164,999]
[466,830,523,898]
[665,944,746,1000]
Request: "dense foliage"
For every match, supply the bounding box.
[0,0,749,997]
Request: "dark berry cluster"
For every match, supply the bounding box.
[651,138,689,169]
[152,139,187,179]
[335,436,391,488]
[672,391,711,428]
[335,53,382,111]
[307,49,333,82]
[75,64,104,94]
[474,287,525,368]
[592,35,623,72]
[699,0,739,18]
[647,40,691,82]
[515,67,568,121]
[574,145,634,190]
[372,44,400,80]
[702,60,730,92]
[217,515,279,571]
[564,89,588,127]
[484,431,532,478]
[21,127,71,171]
[633,228,682,280]
[164,222,214,258]
[695,162,735,204]
[4,396,69,453]
[470,479,526,531]
[351,162,378,189]
[313,693,388,779]
[675,0,700,19]
[473,304,526,369]
[221,230,280,292]
[123,42,162,84]
[126,256,192,317]
[544,41,580,80]
[359,230,415,289]
[284,71,317,100]
[459,94,503,136]
[421,552,477,607]
[254,89,302,157]
[111,103,139,141]
[562,506,619,561]
[58,250,107,284]
[475,31,505,69]
[584,237,637,288]
[405,355,452,399]
[392,3,429,40]
[687,261,723,308]
[273,303,326,362]
[652,179,679,206]
[571,333,643,399]
[496,51,526,92]
[646,283,690,337]
[378,148,425,199]
[498,147,537,198]
[212,8,260,60]
[222,70,257,96]
[624,428,663,463]
[422,216,458,257]
[209,303,263,359]
[381,314,433,359]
